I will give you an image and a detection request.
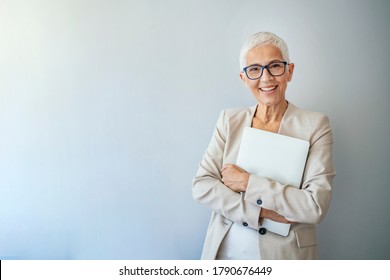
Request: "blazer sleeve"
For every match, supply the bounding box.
[192,111,261,229]
[244,114,336,224]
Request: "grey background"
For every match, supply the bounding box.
[0,0,389,259]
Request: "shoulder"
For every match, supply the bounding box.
[287,102,330,127]
[223,105,254,116]
[288,102,327,119]
[282,102,332,141]
[221,105,255,122]
[214,106,255,137]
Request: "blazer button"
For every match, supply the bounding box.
[243,222,248,227]
[259,227,267,235]
[257,199,263,205]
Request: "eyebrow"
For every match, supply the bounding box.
[247,59,285,67]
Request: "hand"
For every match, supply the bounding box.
[221,164,250,192]
[260,208,294,224]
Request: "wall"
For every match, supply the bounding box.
[0,0,389,259]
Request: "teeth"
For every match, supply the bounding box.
[261,86,277,91]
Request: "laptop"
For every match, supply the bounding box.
[236,127,310,236]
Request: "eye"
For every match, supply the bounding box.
[248,66,260,72]
[268,63,283,69]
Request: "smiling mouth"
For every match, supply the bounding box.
[260,85,278,92]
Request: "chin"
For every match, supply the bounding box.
[259,97,285,108]
[259,95,279,105]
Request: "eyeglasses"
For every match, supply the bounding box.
[242,61,288,80]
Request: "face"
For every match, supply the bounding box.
[240,45,294,107]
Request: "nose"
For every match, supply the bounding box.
[260,68,274,82]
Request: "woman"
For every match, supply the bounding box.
[192,32,335,260]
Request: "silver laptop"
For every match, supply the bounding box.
[236,127,309,236]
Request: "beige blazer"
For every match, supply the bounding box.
[192,102,335,259]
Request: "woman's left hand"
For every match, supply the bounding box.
[221,164,250,192]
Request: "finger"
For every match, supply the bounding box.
[221,165,230,173]
[222,164,236,173]
[221,165,228,172]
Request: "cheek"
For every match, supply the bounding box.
[248,80,260,90]
[277,77,289,88]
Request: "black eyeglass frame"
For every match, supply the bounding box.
[242,61,289,80]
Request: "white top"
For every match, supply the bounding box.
[216,222,261,260]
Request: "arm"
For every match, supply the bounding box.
[244,115,336,224]
[192,111,261,230]
[221,164,293,224]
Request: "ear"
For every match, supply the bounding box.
[287,63,295,82]
[239,72,249,87]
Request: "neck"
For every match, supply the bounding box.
[255,100,288,124]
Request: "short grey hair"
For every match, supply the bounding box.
[239,31,290,70]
